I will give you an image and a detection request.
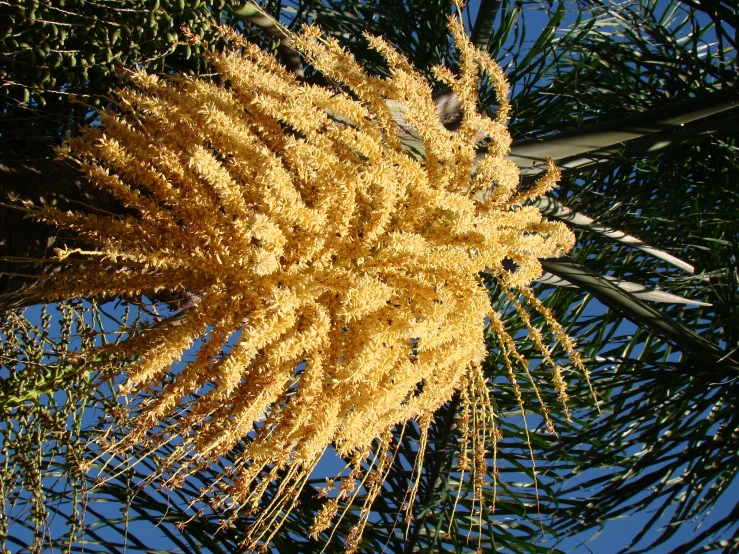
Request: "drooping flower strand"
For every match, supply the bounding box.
[15,7,590,552]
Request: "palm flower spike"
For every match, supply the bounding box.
[19,4,593,551]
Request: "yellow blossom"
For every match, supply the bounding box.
[17,7,589,552]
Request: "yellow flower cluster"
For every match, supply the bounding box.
[26,9,582,552]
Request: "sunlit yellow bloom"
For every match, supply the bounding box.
[21,7,589,552]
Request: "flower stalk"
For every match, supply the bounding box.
[15,8,587,551]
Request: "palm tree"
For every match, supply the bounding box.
[1,0,737,552]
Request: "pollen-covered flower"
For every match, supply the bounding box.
[22,8,587,552]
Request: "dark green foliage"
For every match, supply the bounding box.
[0,0,228,143]
[305,0,456,79]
